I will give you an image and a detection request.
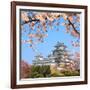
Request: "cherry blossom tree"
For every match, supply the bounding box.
[74,52,80,70]
[21,11,80,50]
[20,60,31,78]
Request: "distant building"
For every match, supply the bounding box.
[32,54,57,66]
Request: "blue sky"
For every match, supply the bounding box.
[21,11,80,64]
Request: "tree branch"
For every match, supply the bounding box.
[67,17,80,35]
[21,18,40,25]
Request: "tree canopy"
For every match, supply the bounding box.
[21,10,80,53]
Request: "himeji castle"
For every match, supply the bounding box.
[32,42,80,71]
[32,42,73,66]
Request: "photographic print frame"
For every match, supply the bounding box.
[11,1,88,89]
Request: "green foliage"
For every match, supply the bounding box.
[30,72,44,78]
[51,69,80,77]
[63,70,80,76]
[29,65,51,78]
[31,65,40,72]
[51,72,65,77]
[51,67,65,77]
[27,64,80,78]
